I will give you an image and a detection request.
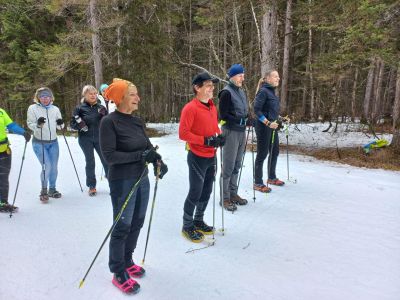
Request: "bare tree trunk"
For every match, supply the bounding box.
[391,66,400,150]
[261,0,278,76]
[250,0,262,62]
[233,2,243,60]
[280,0,292,115]
[372,58,385,123]
[89,0,103,88]
[351,67,359,121]
[307,0,315,120]
[363,58,376,122]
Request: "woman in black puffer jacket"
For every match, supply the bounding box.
[71,85,108,196]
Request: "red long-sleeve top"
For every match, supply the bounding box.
[179,98,220,158]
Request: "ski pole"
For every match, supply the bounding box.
[40,127,46,193]
[237,125,251,188]
[141,162,161,265]
[212,154,217,241]
[285,124,289,181]
[265,129,276,196]
[79,166,148,289]
[220,147,225,235]
[251,126,256,202]
[62,130,83,192]
[9,141,27,218]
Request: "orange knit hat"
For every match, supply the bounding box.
[104,78,135,105]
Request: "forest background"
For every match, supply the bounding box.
[1,0,399,147]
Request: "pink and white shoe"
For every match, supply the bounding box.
[112,271,140,294]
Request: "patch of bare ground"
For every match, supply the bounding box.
[246,144,400,171]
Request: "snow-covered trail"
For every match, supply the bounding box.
[1,130,399,300]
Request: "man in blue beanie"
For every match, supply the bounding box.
[218,63,249,211]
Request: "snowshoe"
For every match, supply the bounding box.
[182,227,204,243]
[88,187,97,197]
[112,271,140,294]
[253,183,272,193]
[194,220,214,235]
[267,178,285,186]
[0,202,18,213]
[219,199,237,212]
[126,263,146,278]
[40,189,49,203]
[48,188,62,198]
[230,194,248,205]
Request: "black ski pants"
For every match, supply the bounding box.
[108,175,150,274]
[254,123,279,184]
[0,150,11,203]
[182,151,216,230]
[78,136,109,188]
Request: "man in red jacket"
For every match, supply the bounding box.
[179,72,225,243]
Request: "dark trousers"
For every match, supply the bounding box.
[254,123,279,184]
[183,151,216,230]
[0,150,11,203]
[108,175,150,274]
[78,137,109,188]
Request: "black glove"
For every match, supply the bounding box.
[204,135,225,148]
[74,115,88,132]
[37,117,46,127]
[23,131,31,143]
[153,160,168,179]
[218,134,226,147]
[277,119,284,130]
[56,119,64,126]
[98,106,107,116]
[142,148,162,164]
[246,117,255,127]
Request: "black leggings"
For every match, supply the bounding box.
[254,123,279,184]
[0,150,12,203]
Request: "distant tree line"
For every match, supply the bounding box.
[0,0,399,147]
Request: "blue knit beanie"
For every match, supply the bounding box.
[227,64,245,78]
[99,83,109,93]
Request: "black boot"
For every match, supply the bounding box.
[194,220,214,235]
[182,226,204,243]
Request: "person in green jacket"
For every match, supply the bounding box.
[0,108,31,212]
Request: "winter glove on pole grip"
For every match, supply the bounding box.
[37,117,46,127]
[23,131,31,142]
[142,147,162,164]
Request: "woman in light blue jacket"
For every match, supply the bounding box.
[27,87,64,202]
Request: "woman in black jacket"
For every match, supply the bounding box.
[253,70,288,193]
[100,78,167,294]
[71,85,108,196]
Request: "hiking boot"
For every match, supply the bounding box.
[112,271,140,294]
[253,183,272,193]
[231,194,248,206]
[126,260,146,278]
[182,227,204,243]
[48,188,62,198]
[88,187,97,196]
[267,178,285,186]
[40,188,49,203]
[194,220,214,235]
[219,199,237,212]
[0,201,18,213]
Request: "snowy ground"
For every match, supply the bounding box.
[1,124,399,300]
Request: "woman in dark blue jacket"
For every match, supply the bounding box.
[71,85,108,196]
[253,70,286,193]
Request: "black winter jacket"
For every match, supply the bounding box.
[253,83,280,122]
[70,101,107,142]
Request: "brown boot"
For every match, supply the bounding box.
[231,194,248,205]
[219,199,237,212]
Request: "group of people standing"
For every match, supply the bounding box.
[1,65,288,294]
[179,64,289,243]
